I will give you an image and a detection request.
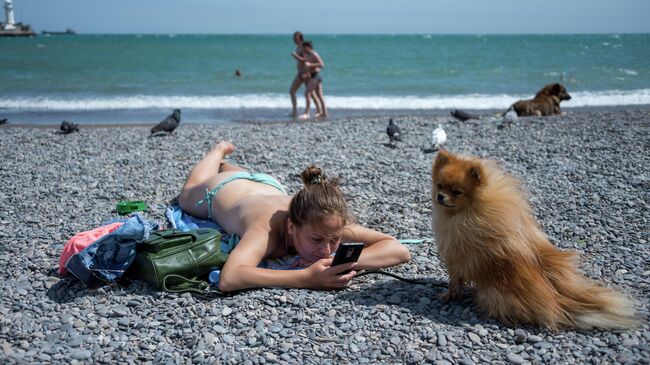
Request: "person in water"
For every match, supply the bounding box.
[178,141,411,291]
[289,31,322,118]
[299,41,327,119]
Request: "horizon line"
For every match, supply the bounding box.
[31,31,650,36]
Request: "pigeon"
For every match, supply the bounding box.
[0,118,7,125]
[60,120,79,134]
[386,118,402,145]
[151,109,181,134]
[451,109,479,121]
[432,124,447,150]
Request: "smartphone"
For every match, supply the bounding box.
[331,243,364,275]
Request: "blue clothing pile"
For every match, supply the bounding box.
[65,214,159,287]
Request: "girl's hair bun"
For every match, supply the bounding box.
[300,165,325,186]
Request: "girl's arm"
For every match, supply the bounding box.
[343,224,411,269]
[218,227,358,292]
[291,52,305,62]
[305,52,324,69]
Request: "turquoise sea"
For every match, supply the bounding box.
[1,34,649,124]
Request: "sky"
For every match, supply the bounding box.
[8,0,650,34]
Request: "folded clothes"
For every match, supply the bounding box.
[66,214,160,286]
[58,222,124,275]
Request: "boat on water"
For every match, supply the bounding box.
[0,0,35,37]
[42,28,76,35]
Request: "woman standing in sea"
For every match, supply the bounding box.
[299,40,327,119]
[289,32,322,118]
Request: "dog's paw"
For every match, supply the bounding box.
[440,290,461,303]
[440,291,452,303]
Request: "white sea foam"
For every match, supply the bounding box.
[620,69,638,76]
[2,89,650,111]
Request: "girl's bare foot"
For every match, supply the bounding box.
[315,112,328,119]
[298,113,310,120]
[213,141,235,155]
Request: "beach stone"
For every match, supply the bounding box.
[527,335,543,343]
[437,334,447,347]
[213,325,227,334]
[70,350,92,361]
[514,329,527,344]
[506,352,525,364]
[112,307,129,317]
[468,332,482,345]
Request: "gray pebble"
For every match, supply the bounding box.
[70,350,92,361]
[527,335,543,343]
[506,352,525,364]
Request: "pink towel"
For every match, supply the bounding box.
[58,222,124,275]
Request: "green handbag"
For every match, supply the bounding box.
[129,228,228,295]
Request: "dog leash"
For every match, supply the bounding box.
[355,269,447,287]
[399,238,433,244]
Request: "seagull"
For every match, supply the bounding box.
[432,124,447,150]
[451,109,479,122]
[499,110,518,129]
[151,109,181,135]
[60,120,79,134]
[386,118,401,146]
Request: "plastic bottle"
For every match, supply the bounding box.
[208,270,221,285]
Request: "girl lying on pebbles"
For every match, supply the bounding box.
[179,141,411,292]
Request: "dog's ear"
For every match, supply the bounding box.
[551,83,562,95]
[468,163,484,186]
[434,150,450,170]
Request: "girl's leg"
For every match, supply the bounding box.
[219,161,246,173]
[311,89,322,115]
[299,80,318,119]
[315,82,327,117]
[178,141,235,213]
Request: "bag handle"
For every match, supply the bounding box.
[139,230,200,252]
[161,274,227,299]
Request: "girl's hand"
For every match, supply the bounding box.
[303,258,357,290]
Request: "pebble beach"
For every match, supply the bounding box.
[0,109,648,364]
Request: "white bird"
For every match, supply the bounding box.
[499,110,518,129]
[431,124,447,150]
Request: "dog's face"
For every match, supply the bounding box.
[541,83,571,101]
[432,150,484,214]
[553,83,572,101]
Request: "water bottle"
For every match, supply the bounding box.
[208,270,221,285]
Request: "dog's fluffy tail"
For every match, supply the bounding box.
[541,246,636,330]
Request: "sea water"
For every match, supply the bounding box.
[1,34,649,124]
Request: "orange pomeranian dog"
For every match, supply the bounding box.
[431,150,635,330]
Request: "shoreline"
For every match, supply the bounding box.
[2,104,650,128]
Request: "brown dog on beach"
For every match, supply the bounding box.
[431,150,635,330]
[505,83,572,117]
